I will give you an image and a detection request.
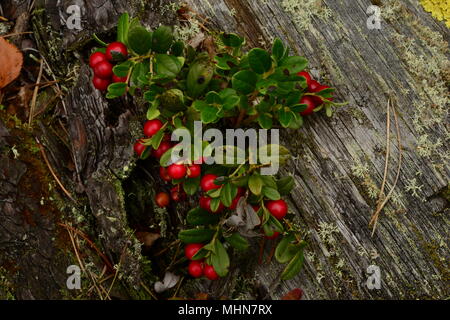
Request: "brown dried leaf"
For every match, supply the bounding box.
[135,231,160,247]
[0,37,23,89]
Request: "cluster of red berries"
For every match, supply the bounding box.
[89,42,129,91]
[185,243,219,280]
[133,119,202,207]
[297,71,333,116]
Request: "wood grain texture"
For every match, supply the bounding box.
[1,0,447,300]
[185,0,449,299]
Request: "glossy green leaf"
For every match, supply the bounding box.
[232,70,258,95]
[178,228,215,243]
[248,174,263,195]
[248,48,272,74]
[224,233,249,251]
[128,26,152,55]
[152,25,173,53]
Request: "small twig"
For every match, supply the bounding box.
[106,243,128,298]
[36,138,78,203]
[29,59,44,126]
[0,16,8,22]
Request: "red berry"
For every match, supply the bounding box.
[170,185,186,202]
[167,163,187,180]
[133,140,146,157]
[152,141,172,159]
[229,195,242,210]
[159,166,172,182]
[200,174,221,191]
[188,260,204,278]
[264,231,280,240]
[105,41,128,61]
[112,74,127,83]
[299,96,317,116]
[155,192,170,208]
[187,164,201,178]
[93,60,113,79]
[204,264,219,280]
[199,196,224,213]
[297,71,312,86]
[308,80,321,92]
[266,199,288,220]
[143,119,163,137]
[92,76,110,91]
[185,243,203,260]
[89,52,107,68]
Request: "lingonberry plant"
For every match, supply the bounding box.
[89,13,345,282]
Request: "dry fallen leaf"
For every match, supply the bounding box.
[135,231,160,247]
[0,37,23,89]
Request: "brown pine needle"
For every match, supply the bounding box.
[369,100,403,236]
[36,138,77,203]
[2,31,33,38]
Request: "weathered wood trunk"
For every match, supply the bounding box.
[0,0,448,300]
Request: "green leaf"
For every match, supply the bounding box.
[210,198,221,213]
[183,177,200,196]
[106,82,127,99]
[146,101,161,120]
[277,176,295,195]
[128,26,153,55]
[214,53,239,70]
[260,175,277,188]
[117,13,130,44]
[220,183,238,207]
[155,54,183,79]
[279,56,308,74]
[262,186,281,200]
[224,233,249,251]
[290,104,307,113]
[113,61,132,78]
[248,174,263,196]
[152,25,173,53]
[272,38,285,62]
[171,40,185,56]
[186,207,220,226]
[151,129,165,149]
[131,61,149,87]
[205,91,222,105]
[258,113,273,129]
[220,33,244,48]
[159,147,175,167]
[281,250,304,280]
[278,109,294,128]
[211,241,230,277]
[232,70,258,95]
[178,229,215,243]
[201,105,219,124]
[275,233,297,263]
[248,48,272,74]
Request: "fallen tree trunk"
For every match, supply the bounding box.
[0,0,448,300]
